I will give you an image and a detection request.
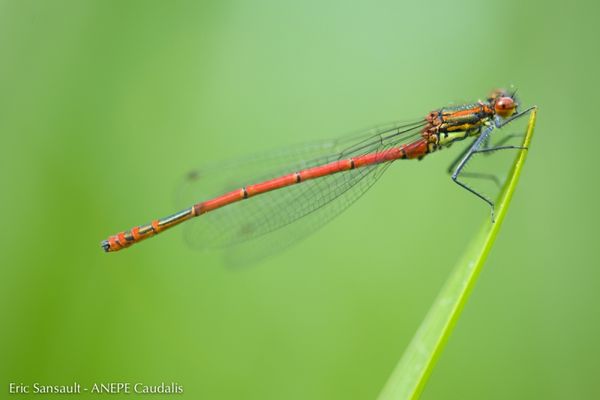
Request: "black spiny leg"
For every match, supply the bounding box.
[450,106,535,220]
[446,136,479,174]
[447,132,527,174]
[447,132,502,188]
[451,126,528,221]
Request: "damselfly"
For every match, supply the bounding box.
[101,89,535,258]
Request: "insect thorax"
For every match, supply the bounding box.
[422,101,494,148]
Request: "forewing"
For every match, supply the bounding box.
[177,120,426,263]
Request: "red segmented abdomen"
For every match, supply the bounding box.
[197,189,245,214]
[102,208,196,252]
[102,141,427,252]
[195,144,430,216]
[401,138,430,159]
[246,173,299,196]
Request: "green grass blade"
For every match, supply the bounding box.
[377,108,537,400]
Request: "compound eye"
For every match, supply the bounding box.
[495,96,517,118]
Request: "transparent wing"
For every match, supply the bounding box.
[215,161,394,266]
[175,120,423,207]
[177,120,426,264]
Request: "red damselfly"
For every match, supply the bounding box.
[102,89,535,258]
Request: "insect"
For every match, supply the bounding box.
[101,89,535,259]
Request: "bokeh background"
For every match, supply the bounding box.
[1,0,598,399]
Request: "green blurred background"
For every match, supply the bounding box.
[1,0,598,399]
